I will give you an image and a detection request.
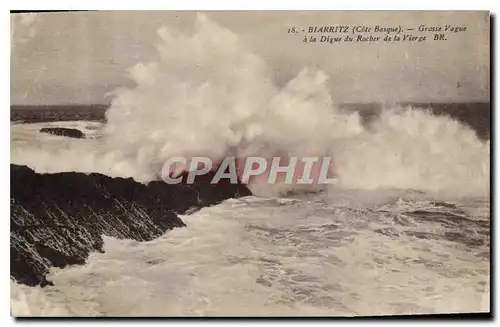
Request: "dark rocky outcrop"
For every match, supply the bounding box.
[10,165,251,287]
[39,127,85,139]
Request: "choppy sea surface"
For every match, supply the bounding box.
[11,192,490,316]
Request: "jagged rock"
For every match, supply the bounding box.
[10,164,251,287]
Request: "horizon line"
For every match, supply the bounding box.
[10,100,491,108]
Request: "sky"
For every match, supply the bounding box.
[10,11,490,105]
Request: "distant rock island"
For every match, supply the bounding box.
[39,127,85,139]
[11,165,251,287]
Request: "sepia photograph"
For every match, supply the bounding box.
[10,10,490,317]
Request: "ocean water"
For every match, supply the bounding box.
[10,14,490,316]
[10,102,491,139]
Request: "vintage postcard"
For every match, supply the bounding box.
[10,11,490,317]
